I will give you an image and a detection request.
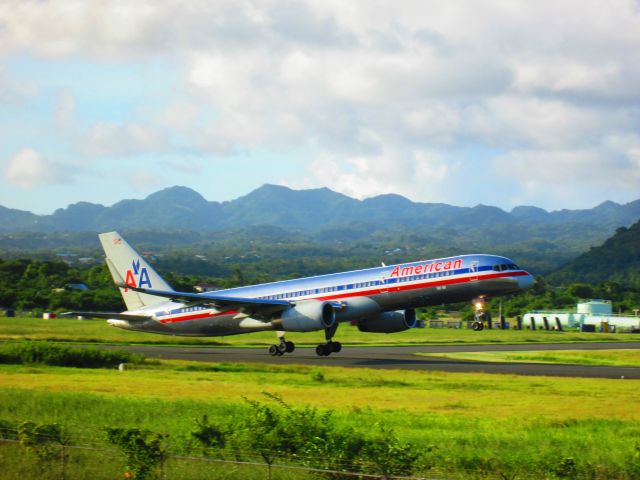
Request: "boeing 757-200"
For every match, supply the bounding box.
[65,232,534,356]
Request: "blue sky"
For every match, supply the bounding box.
[1,1,639,214]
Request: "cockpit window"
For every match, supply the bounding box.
[493,263,520,271]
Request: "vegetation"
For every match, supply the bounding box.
[0,342,143,368]
[0,360,640,479]
[416,349,640,367]
[550,220,640,285]
[105,427,169,480]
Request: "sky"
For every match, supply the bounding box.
[1,0,639,215]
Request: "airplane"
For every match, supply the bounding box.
[64,231,534,356]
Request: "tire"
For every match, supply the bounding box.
[331,341,342,353]
[316,344,329,356]
[285,341,295,353]
[268,345,279,356]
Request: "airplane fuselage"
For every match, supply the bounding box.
[110,253,533,336]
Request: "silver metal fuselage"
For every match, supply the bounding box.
[109,253,534,336]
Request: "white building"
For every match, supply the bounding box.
[523,300,640,333]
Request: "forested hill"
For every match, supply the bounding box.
[2,184,639,234]
[550,219,640,286]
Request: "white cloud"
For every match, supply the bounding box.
[494,141,640,208]
[304,147,450,201]
[1,1,639,207]
[4,149,71,188]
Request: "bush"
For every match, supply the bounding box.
[0,342,144,368]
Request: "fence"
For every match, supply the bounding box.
[0,438,443,480]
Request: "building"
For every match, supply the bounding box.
[524,300,640,333]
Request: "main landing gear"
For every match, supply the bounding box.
[268,332,295,356]
[268,325,343,357]
[315,325,341,356]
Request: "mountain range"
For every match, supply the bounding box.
[2,184,640,234]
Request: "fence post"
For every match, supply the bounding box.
[60,444,67,480]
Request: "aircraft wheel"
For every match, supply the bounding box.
[472,321,484,331]
[330,341,342,353]
[268,345,279,356]
[316,344,330,356]
[285,341,295,353]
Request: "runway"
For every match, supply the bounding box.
[119,342,640,379]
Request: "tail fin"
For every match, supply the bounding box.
[99,232,174,311]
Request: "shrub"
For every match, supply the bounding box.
[0,342,144,368]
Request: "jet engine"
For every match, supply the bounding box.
[274,301,336,332]
[357,309,417,333]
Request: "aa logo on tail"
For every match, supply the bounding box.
[124,259,152,291]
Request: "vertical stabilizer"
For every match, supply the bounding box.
[99,232,174,311]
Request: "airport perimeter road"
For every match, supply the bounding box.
[119,342,640,379]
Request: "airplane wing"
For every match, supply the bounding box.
[60,312,152,323]
[119,283,292,315]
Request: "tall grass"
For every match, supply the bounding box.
[1,360,640,479]
[1,388,639,479]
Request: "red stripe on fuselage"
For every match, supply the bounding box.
[155,271,528,325]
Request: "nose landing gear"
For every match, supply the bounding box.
[472,297,486,331]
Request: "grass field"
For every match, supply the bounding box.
[2,312,640,479]
[1,358,640,479]
[2,315,638,347]
[417,349,640,367]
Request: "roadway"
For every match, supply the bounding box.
[118,342,640,379]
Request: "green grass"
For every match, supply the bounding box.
[2,315,638,347]
[417,348,640,366]
[0,341,144,368]
[1,360,640,478]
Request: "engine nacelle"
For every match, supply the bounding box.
[357,309,417,333]
[275,301,336,332]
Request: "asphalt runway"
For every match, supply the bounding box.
[120,342,640,379]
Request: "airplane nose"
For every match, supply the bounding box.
[518,273,535,291]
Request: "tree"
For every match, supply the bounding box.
[105,428,169,480]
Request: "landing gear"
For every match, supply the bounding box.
[471,321,484,331]
[268,337,295,356]
[315,341,342,356]
[471,297,486,332]
[316,324,341,356]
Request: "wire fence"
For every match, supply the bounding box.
[0,437,444,480]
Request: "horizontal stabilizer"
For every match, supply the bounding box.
[60,312,151,323]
